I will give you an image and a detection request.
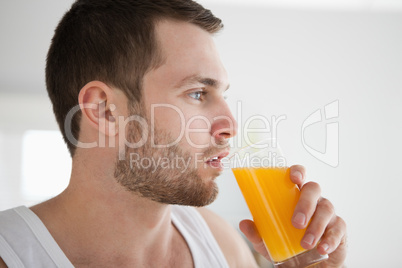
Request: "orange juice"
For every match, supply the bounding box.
[232,167,307,262]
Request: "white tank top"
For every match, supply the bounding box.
[0,206,229,268]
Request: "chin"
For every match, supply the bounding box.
[199,169,222,181]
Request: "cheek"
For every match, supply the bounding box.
[152,106,185,139]
[184,116,212,148]
[150,103,214,148]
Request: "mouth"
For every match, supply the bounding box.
[205,151,230,170]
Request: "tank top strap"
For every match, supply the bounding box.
[171,205,229,268]
[0,206,74,268]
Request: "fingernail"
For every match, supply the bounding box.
[292,170,303,181]
[320,243,329,252]
[303,234,315,246]
[293,212,306,226]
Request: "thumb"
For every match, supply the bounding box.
[239,219,271,261]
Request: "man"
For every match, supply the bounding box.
[0,0,347,267]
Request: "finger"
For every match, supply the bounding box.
[292,182,321,229]
[316,216,347,256]
[239,220,271,261]
[300,198,336,250]
[239,219,262,244]
[289,165,306,188]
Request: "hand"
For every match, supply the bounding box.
[239,165,347,267]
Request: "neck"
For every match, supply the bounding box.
[30,150,186,267]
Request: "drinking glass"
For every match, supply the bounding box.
[230,139,328,267]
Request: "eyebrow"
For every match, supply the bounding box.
[176,74,230,90]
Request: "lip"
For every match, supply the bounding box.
[205,150,230,170]
[205,151,230,162]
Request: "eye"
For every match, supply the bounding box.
[188,90,206,101]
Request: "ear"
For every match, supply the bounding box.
[78,81,118,137]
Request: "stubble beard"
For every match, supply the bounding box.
[113,105,219,207]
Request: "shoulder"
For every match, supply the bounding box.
[0,257,7,268]
[196,207,258,268]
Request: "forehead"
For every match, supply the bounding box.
[143,19,228,94]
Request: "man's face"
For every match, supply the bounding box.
[114,20,237,206]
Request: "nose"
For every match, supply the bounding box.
[210,103,238,143]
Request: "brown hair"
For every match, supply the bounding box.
[46,0,223,156]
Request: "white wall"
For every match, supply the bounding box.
[0,1,401,267]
